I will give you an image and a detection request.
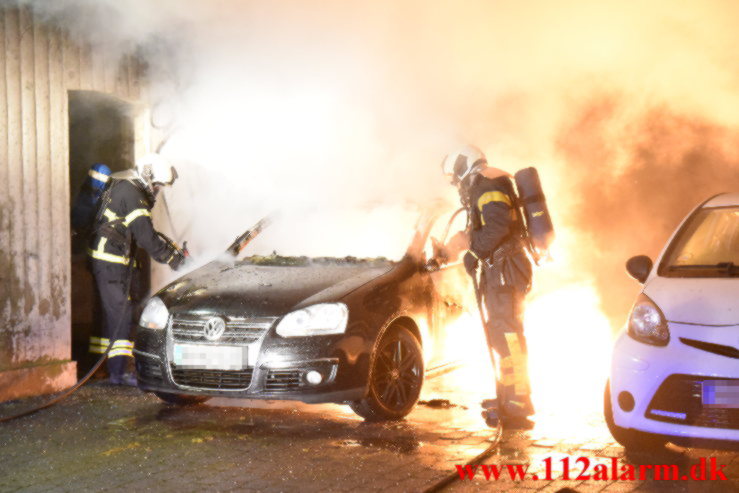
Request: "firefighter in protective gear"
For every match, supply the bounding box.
[71,163,112,238]
[88,154,185,385]
[441,145,535,428]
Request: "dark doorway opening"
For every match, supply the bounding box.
[68,91,149,377]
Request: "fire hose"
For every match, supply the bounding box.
[421,261,505,492]
[0,232,187,423]
[0,184,176,421]
[0,129,187,422]
[422,425,503,493]
[0,216,267,423]
[0,259,137,423]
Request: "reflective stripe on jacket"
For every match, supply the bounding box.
[88,179,175,266]
[467,174,521,260]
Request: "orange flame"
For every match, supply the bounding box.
[441,279,613,430]
[526,284,612,420]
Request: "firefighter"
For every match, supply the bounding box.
[71,163,112,370]
[88,154,185,385]
[71,163,112,238]
[441,145,535,428]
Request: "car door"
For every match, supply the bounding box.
[422,209,478,364]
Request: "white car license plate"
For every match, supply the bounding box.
[702,380,739,409]
[173,344,248,370]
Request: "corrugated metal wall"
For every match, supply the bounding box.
[0,4,144,373]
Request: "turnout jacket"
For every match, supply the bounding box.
[88,178,178,267]
[467,168,532,291]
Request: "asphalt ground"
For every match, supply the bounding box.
[0,371,737,492]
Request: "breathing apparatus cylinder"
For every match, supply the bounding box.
[514,167,554,261]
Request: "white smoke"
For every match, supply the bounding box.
[20,0,739,302]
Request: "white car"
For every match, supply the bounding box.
[606,193,739,449]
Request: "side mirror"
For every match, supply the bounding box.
[626,255,653,284]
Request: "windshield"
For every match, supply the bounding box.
[661,207,739,276]
[233,206,419,262]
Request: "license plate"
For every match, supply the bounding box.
[173,344,248,370]
[701,380,739,409]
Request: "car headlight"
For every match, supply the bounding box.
[276,303,349,337]
[627,293,669,346]
[139,297,169,330]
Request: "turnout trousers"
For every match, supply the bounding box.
[91,260,135,378]
[480,270,534,418]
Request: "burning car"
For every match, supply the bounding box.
[605,193,739,449]
[134,208,474,420]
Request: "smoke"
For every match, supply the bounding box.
[19,0,739,326]
[558,97,739,321]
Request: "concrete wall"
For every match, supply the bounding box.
[0,4,148,401]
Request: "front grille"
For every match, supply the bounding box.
[171,315,276,344]
[136,357,164,385]
[646,374,739,430]
[265,370,303,392]
[171,365,253,390]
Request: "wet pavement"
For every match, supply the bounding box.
[0,370,737,492]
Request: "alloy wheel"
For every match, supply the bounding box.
[373,334,423,411]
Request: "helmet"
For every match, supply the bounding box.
[136,153,178,189]
[88,163,111,191]
[441,145,487,186]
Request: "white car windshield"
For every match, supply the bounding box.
[663,207,739,274]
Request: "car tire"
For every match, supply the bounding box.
[350,324,424,421]
[154,391,210,406]
[603,381,667,451]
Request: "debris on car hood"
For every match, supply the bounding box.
[236,254,393,268]
[157,254,396,317]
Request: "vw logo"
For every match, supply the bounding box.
[203,317,226,341]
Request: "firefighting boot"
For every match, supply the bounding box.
[499,414,535,430]
[107,357,136,386]
[109,373,138,386]
[498,398,535,430]
[481,399,500,428]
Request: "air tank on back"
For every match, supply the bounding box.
[514,167,554,262]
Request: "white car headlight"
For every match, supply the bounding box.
[139,297,169,330]
[276,303,349,337]
[627,293,669,346]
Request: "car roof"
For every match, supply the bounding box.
[703,192,739,208]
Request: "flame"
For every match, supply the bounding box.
[526,284,613,420]
[440,279,613,430]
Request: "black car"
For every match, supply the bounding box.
[134,208,474,420]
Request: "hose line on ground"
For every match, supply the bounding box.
[421,260,507,492]
[421,425,504,493]
[0,260,136,423]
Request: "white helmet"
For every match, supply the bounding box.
[441,145,487,185]
[136,153,178,189]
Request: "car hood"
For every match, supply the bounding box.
[644,276,739,326]
[157,259,394,318]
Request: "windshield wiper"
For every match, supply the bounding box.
[226,215,272,257]
[669,262,739,275]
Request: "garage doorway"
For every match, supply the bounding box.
[68,91,149,377]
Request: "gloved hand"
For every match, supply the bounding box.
[169,249,186,271]
[463,251,479,277]
[445,230,470,263]
[431,237,448,264]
